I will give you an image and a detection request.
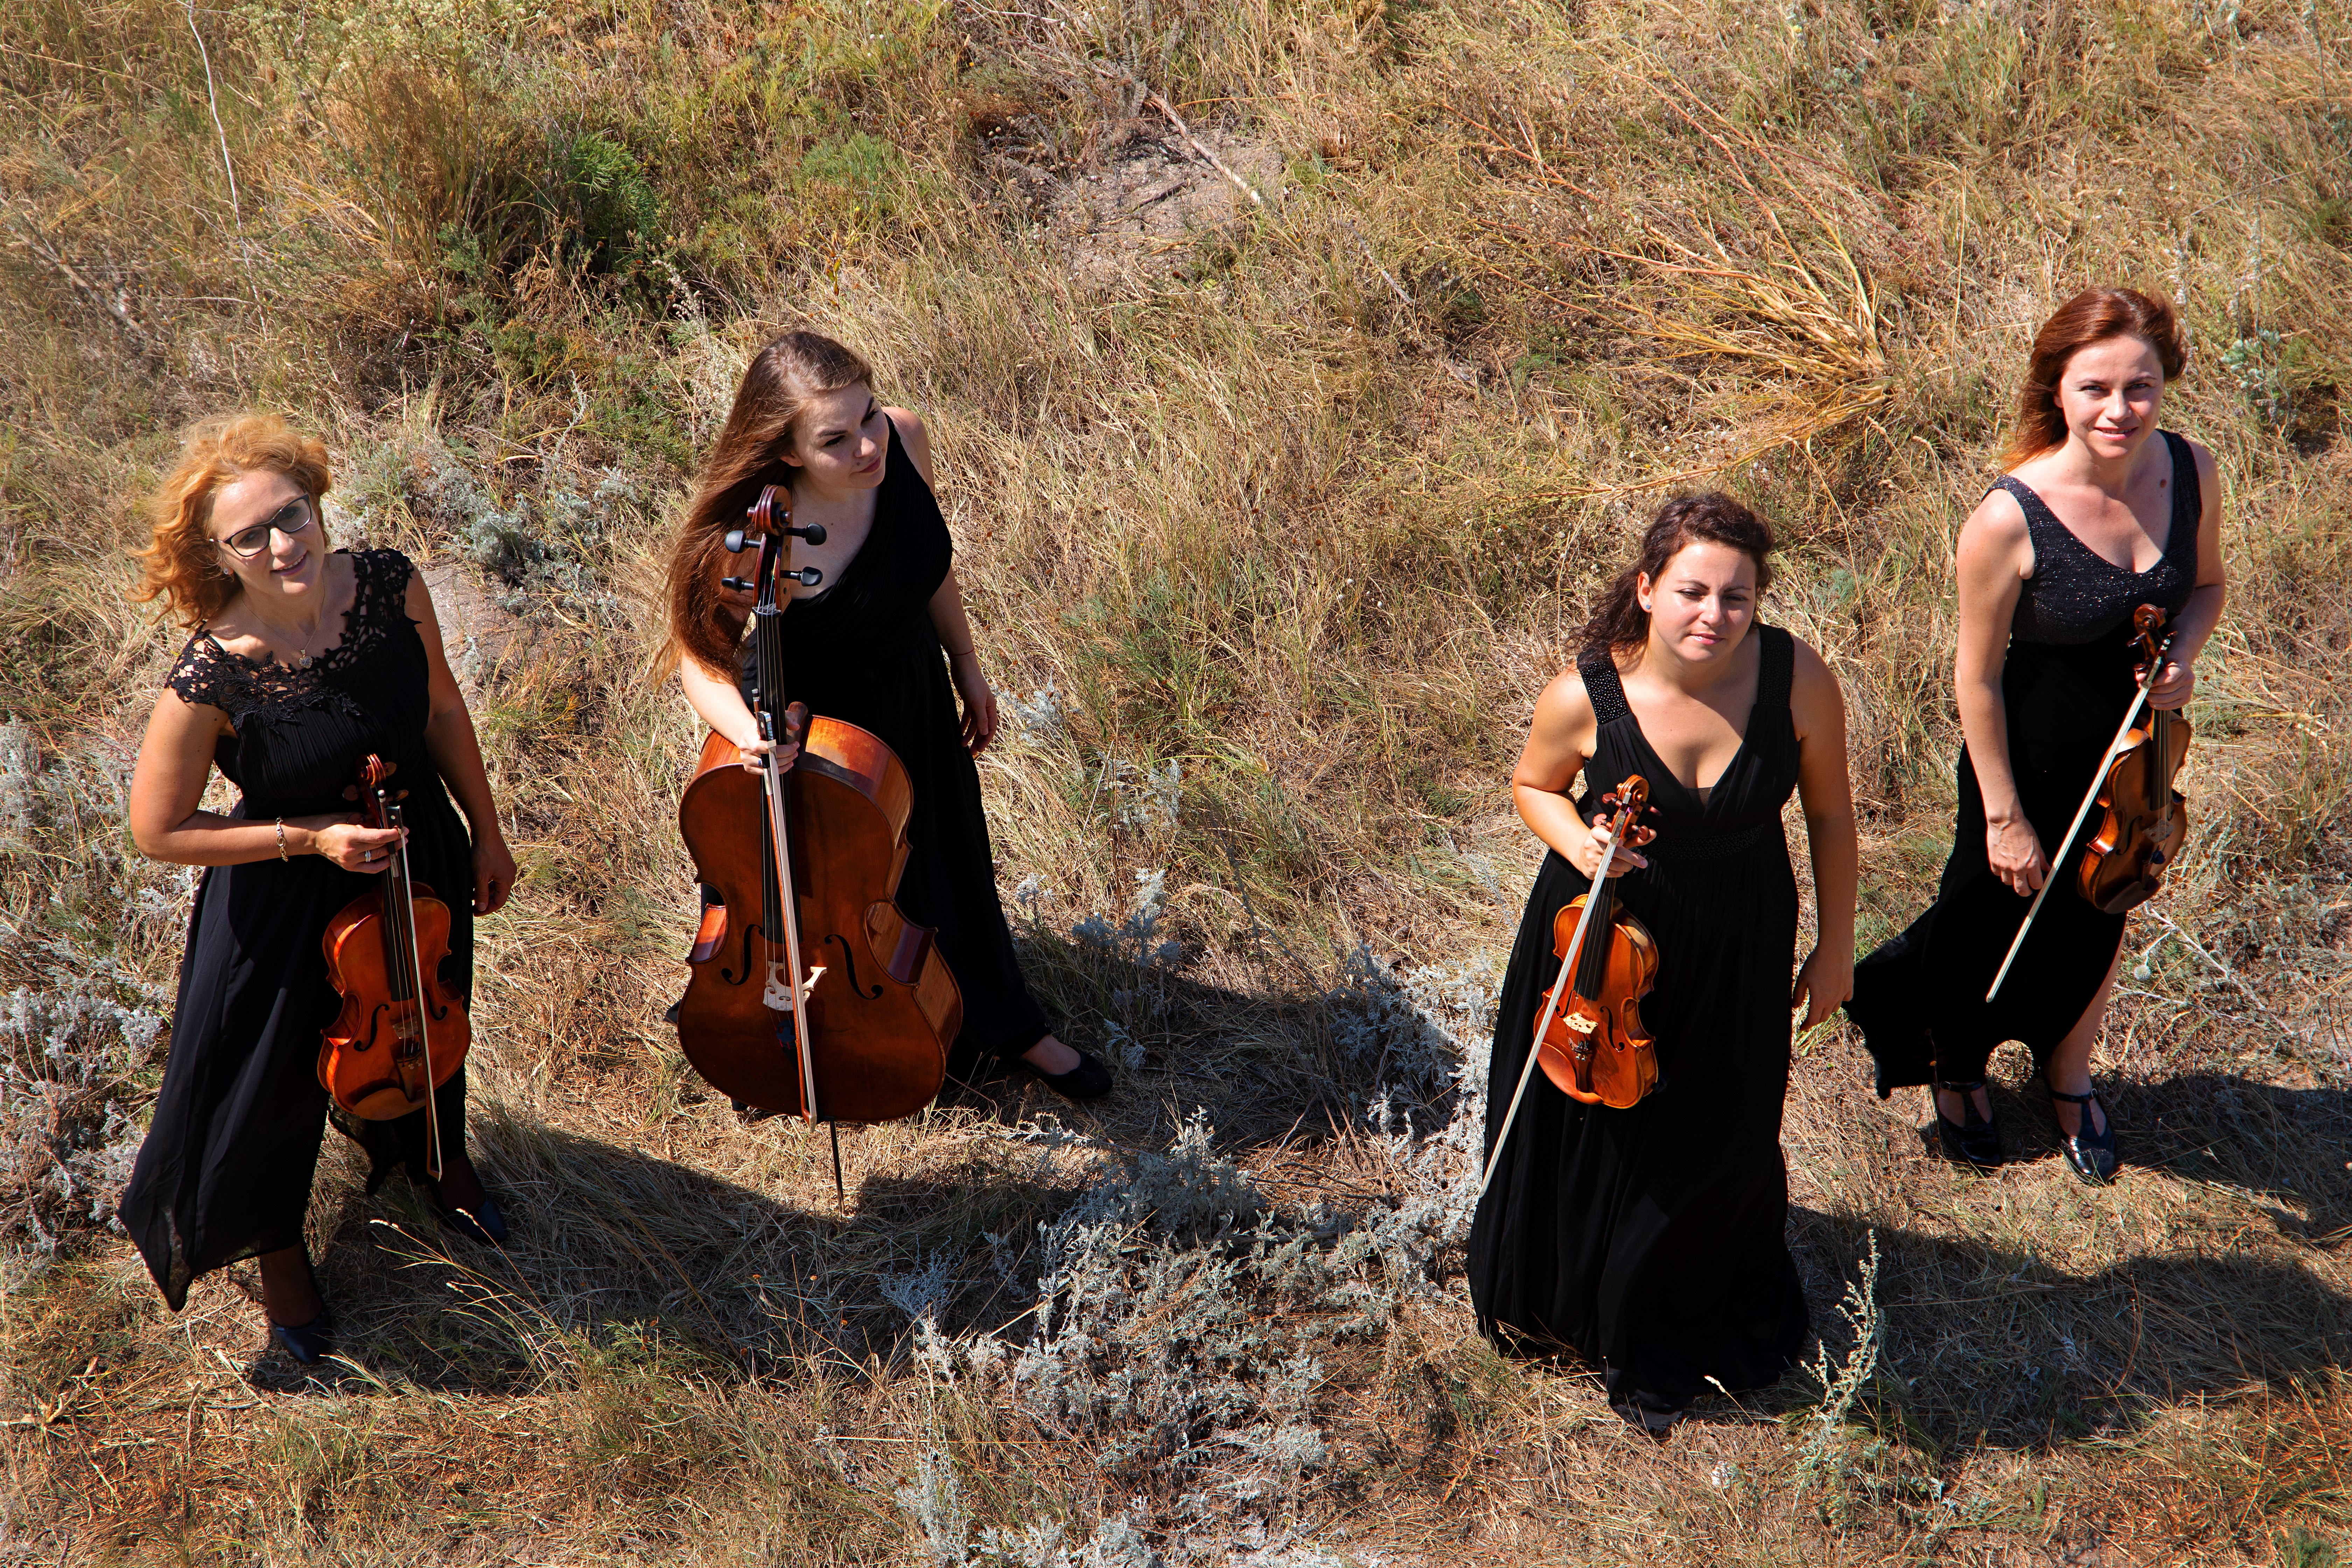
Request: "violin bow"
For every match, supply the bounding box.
[388,792,445,1182]
[1476,784,1639,1201]
[1984,610,2175,1004]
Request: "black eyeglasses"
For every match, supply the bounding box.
[215,496,317,560]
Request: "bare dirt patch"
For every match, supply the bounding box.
[1046,124,1286,288]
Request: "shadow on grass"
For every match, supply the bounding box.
[257,936,1469,1396]
[1906,1071,2352,1222]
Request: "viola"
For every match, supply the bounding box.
[1533,775,1660,1109]
[2077,603,2192,913]
[672,484,960,1160]
[318,754,470,1179]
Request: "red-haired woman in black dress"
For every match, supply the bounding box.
[120,415,517,1366]
[1847,287,2226,1182]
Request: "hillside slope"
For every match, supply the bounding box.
[3,0,2348,1561]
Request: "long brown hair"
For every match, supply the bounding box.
[1579,493,1776,659]
[664,331,876,676]
[131,415,335,629]
[2003,287,2185,469]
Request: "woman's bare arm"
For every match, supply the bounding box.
[1788,638,1857,1026]
[1953,491,2042,895]
[405,572,517,914]
[1511,668,1643,877]
[127,690,394,871]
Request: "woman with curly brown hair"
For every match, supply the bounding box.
[1846,288,2226,1184]
[118,415,517,1365]
[664,330,1110,1101]
[1468,493,1857,1435]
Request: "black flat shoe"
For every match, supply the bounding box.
[2049,1084,2116,1184]
[1932,1078,2002,1171]
[436,1188,509,1246]
[267,1264,335,1365]
[1010,1047,1114,1102]
[270,1310,336,1366]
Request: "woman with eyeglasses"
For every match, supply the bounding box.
[117,415,518,1366]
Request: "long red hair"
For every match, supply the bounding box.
[2003,287,2185,469]
[664,331,876,676]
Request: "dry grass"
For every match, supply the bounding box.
[3,0,2350,1560]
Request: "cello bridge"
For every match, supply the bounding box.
[762,962,827,1012]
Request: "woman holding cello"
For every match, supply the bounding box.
[1467,494,1857,1435]
[119,415,517,1366]
[1847,288,2225,1183]
[663,331,1111,1101]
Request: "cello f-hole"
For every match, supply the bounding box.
[720,922,757,987]
[827,931,883,1000]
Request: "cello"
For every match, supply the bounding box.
[319,754,470,1180]
[672,483,960,1183]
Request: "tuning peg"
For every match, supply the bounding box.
[722,576,754,592]
[724,527,750,554]
[780,567,824,587]
[786,523,827,545]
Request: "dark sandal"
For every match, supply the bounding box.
[1932,1078,2002,1171]
[2049,1084,2116,1184]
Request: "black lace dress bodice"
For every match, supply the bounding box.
[119,549,477,1309]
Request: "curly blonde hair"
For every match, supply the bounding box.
[131,415,335,628]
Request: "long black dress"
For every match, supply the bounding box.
[1468,626,1809,1429]
[734,419,1051,1077]
[1845,432,2200,1093]
[119,549,475,1310]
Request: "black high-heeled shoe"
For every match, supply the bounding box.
[2049,1083,2116,1184]
[267,1263,336,1366]
[1932,1078,2002,1171]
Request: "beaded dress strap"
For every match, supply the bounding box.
[1576,649,1632,726]
[1758,624,1794,712]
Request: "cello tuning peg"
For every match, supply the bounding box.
[786,523,827,545]
[722,576,754,592]
[724,528,750,554]
[780,567,824,587]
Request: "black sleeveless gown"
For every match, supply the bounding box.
[1468,625,1809,1429]
[1845,432,2200,1092]
[118,550,476,1310]
[734,419,1051,1075]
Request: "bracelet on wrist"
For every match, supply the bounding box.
[275,818,289,861]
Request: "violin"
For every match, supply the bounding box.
[318,754,470,1179]
[672,484,960,1153]
[1534,775,1660,1110]
[2077,603,2192,913]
